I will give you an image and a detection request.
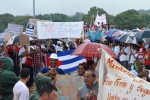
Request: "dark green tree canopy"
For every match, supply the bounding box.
[0,7,150,33]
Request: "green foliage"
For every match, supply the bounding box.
[114,9,149,29]
[0,7,150,33]
[0,13,15,33]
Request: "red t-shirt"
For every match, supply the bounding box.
[145,52,150,66]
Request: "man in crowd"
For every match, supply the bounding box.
[39,83,58,100]
[18,45,28,69]
[130,58,150,82]
[8,45,20,76]
[37,53,64,79]
[30,76,52,100]
[0,57,18,100]
[78,62,87,76]
[13,68,30,100]
[31,45,45,78]
[77,70,98,100]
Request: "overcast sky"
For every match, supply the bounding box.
[0,0,150,16]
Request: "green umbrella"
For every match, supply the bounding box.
[135,30,150,39]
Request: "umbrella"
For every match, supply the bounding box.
[119,34,137,44]
[111,31,126,38]
[72,42,118,58]
[134,30,150,39]
[6,35,37,45]
[105,29,118,37]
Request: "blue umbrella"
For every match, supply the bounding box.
[105,29,118,37]
[0,38,3,44]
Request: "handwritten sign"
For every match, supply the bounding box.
[37,21,84,39]
[5,23,23,36]
[19,34,29,46]
[98,49,150,100]
[29,18,52,36]
[3,33,11,42]
[55,75,84,100]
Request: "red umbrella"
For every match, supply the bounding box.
[72,42,118,58]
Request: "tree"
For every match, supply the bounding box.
[84,6,109,26]
[14,16,32,31]
[0,13,15,32]
[71,12,84,21]
[114,9,146,29]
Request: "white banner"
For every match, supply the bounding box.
[37,21,84,39]
[94,14,107,27]
[98,49,150,100]
[5,23,23,36]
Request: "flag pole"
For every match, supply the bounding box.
[33,0,35,18]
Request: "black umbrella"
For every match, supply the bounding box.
[135,30,150,39]
[119,34,129,43]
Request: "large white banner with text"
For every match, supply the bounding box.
[37,21,83,39]
[98,49,150,100]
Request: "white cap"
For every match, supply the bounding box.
[49,53,58,59]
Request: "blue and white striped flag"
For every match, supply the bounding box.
[46,49,86,74]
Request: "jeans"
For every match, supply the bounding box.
[33,69,40,79]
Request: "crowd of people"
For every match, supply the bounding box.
[0,35,150,100]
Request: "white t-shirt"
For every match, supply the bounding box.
[114,46,120,56]
[124,46,131,55]
[18,47,30,64]
[13,81,29,100]
[119,54,126,61]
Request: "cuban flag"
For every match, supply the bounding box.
[45,49,86,74]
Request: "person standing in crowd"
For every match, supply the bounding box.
[0,44,5,71]
[18,45,28,69]
[25,47,34,88]
[77,70,98,100]
[31,45,45,78]
[138,42,146,59]
[78,62,87,76]
[130,58,150,82]
[30,76,51,100]
[55,41,63,53]
[37,53,64,81]
[119,49,128,69]
[0,57,18,100]
[39,83,58,100]
[145,47,150,70]
[13,68,30,100]
[45,40,56,53]
[8,45,20,76]
[87,60,96,71]
[114,42,120,57]
[62,45,68,51]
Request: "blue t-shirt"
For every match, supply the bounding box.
[39,67,65,75]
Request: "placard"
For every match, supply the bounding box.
[5,23,23,36]
[37,21,84,39]
[3,33,11,42]
[19,34,29,46]
[55,75,84,100]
